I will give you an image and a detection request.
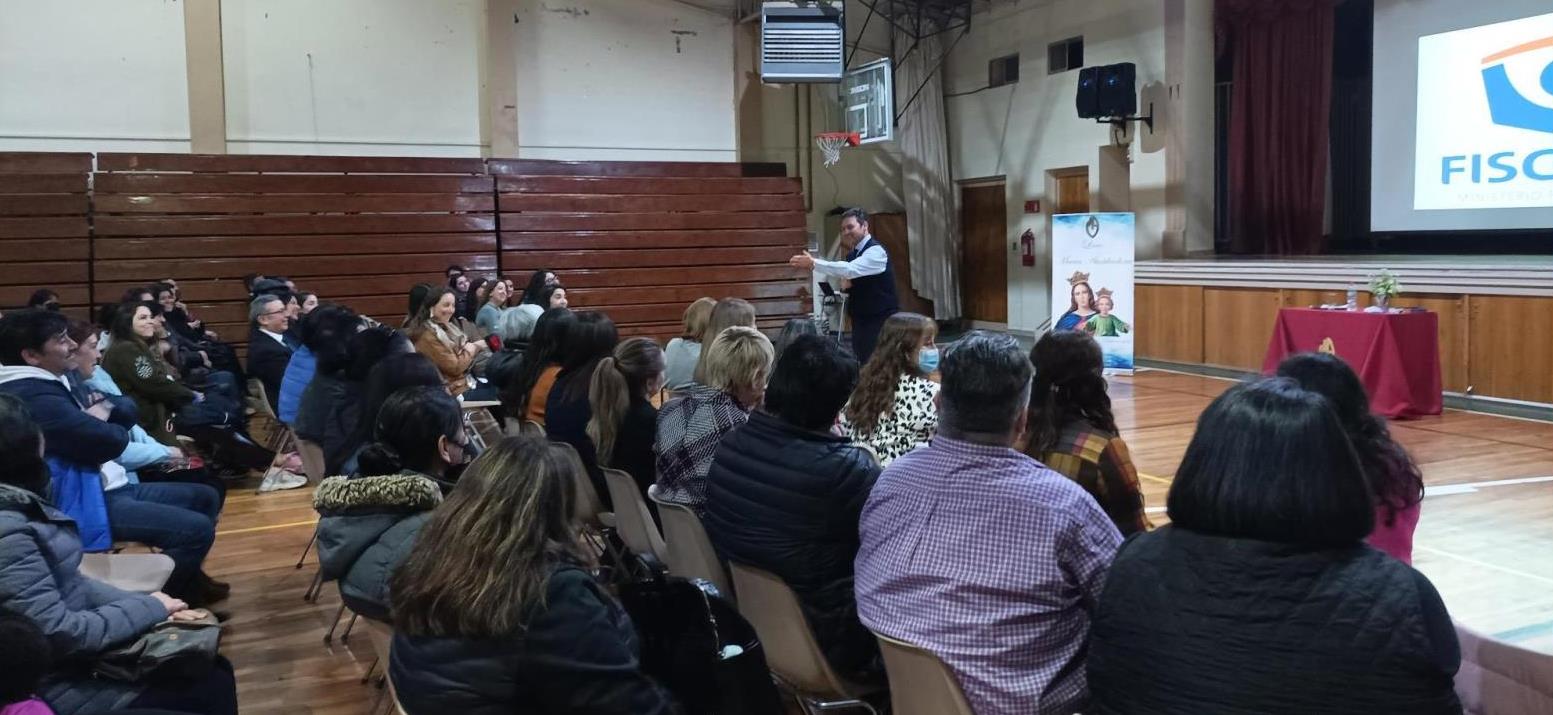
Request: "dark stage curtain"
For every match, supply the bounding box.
[1218,0,1336,255]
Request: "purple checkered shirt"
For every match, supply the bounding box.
[855,436,1122,715]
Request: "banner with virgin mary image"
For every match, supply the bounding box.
[1051,212,1135,373]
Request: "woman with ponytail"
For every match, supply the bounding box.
[313,386,467,621]
[587,338,666,501]
[539,312,620,507]
[1022,330,1148,536]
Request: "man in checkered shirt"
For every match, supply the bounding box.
[855,331,1122,714]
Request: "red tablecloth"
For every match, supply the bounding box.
[1261,308,1442,419]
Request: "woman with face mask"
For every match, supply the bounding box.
[838,313,940,467]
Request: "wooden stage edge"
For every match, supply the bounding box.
[1137,256,1553,406]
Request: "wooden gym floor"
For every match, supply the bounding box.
[208,369,1553,714]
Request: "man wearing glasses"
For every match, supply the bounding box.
[247,295,293,414]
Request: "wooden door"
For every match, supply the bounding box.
[1055,172,1090,214]
[959,183,1008,323]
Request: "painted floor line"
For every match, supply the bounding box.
[1137,472,1173,485]
[216,519,317,537]
[1425,475,1553,497]
[1414,545,1553,587]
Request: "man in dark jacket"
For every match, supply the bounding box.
[247,294,294,412]
[704,334,883,682]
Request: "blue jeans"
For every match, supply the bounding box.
[104,482,220,597]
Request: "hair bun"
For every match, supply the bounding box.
[356,442,405,476]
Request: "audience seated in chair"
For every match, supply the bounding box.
[277,303,345,426]
[855,331,1122,715]
[296,325,410,477]
[654,326,773,515]
[542,312,620,507]
[0,310,226,608]
[314,385,466,622]
[0,394,238,715]
[484,304,543,395]
[1086,377,1462,714]
[502,307,575,426]
[388,436,677,715]
[663,297,715,392]
[1277,352,1426,564]
[1023,331,1150,536]
[584,337,665,507]
[475,278,511,333]
[840,313,940,467]
[247,294,295,413]
[770,317,820,366]
[704,333,884,684]
[345,353,447,476]
[691,298,756,387]
[407,287,481,397]
[518,269,560,308]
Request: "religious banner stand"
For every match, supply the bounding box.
[1051,212,1136,375]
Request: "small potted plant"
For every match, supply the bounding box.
[1368,269,1401,311]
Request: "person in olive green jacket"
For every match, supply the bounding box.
[101,303,196,446]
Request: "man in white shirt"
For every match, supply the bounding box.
[789,207,899,362]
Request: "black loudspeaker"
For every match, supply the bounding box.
[1076,66,1101,119]
[1098,62,1137,118]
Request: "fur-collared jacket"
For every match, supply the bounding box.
[312,472,443,621]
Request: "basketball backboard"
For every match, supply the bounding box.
[842,57,893,144]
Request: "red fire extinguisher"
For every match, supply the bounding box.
[1020,229,1036,267]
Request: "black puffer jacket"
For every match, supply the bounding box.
[313,472,442,621]
[389,564,678,715]
[1088,526,1463,715]
[703,411,882,681]
[483,341,527,394]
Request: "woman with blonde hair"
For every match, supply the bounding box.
[663,297,715,391]
[655,326,773,514]
[388,436,676,714]
[840,312,940,466]
[587,338,666,500]
[407,286,481,396]
[691,297,756,385]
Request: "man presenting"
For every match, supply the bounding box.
[789,208,899,363]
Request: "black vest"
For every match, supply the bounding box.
[846,237,899,319]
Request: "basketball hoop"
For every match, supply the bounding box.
[815,131,860,167]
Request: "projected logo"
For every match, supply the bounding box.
[1416,13,1553,211]
[1481,37,1553,134]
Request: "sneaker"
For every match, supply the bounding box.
[257,468,308,493]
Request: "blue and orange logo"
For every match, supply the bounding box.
[1481,36,1553,134]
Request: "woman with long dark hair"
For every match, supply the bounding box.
[296,325,410,476]
[1276,352,1426,563]
[520,269,559,307]
[1086,378,1461,714]
[464,277,491,324]
[839,312,939,466]
[502,307,576,425]
[347,352,446,471]
[408,286,480,396]
[388,436,676,714]
[1023,331,1148,536]
[314,386,466,621]
[541,312,619,504]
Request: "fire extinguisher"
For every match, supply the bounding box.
[1020,229,1036,267]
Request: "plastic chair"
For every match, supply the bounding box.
[297,439,326,481]
[603,468,666,564]
[1455,621,1553,715]
[648,486,734,602]
[246,378,296,453]
[521,419,545,436]
[78,552,175,593]
[729,563,879,714]
[874,632,973,715]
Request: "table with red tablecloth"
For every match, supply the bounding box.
[1261,308,1442,419]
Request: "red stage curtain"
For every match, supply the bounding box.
[1218,0,1336,255]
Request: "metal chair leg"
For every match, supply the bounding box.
[296,527,318,568]
[324,602,348,644]
[340,613,360,642]
[360,656,379,684]
[303,568,324,602]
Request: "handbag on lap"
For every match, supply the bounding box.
[94,610,223,682]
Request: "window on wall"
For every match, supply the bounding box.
[989,54,1020,87]
[1048,37,1084,74]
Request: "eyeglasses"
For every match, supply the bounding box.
[259,309,288,318]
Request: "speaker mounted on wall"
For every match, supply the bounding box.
[1074,61,1153,132]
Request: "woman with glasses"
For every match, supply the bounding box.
[313,385,467,622]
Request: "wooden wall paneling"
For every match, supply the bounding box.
[1468,295,1553,404]
[497,165,806,335]
[0,153,92,315]
[93,155,499,352]
[1201,287,1284,371]
[1136,284,1204,364]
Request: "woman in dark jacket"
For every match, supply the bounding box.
[0,394,237,715]
[389,436,676,715]
[296,325,407,476]
[585,337,665,502]
[100,302,196,445]
[703,335,882,683]
[1087,378,1462,715]
[483,304,542,393]
[541,312,618,506]
[314,386,465,622]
